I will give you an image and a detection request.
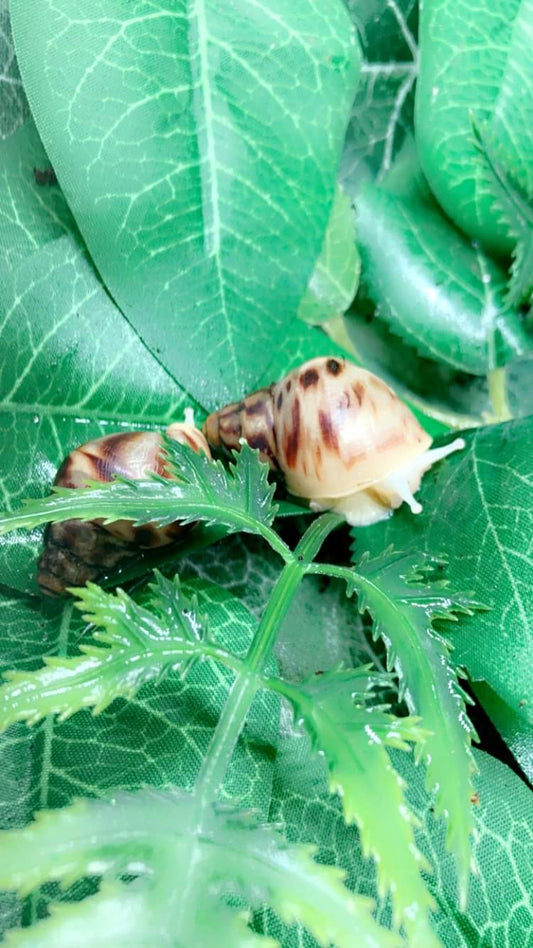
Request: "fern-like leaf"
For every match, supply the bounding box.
[0,441,277,540]
[472,120,533,307]
[0,573,236,728]
[278,666,439,946]
[345,548,480,907]
[0,789,397,947]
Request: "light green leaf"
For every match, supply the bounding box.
[0,573,240,728]
[340,550,479,906]
[298,186,360,325]
[341,0,418,182]
[0,0,29,139]
[266,739,533,946]
[0,441,279,546]
[353,171,532,375]
[11,0,361,409]
[278,667,438,945]
[415,0,533,255]
[360,419,533,770]
[0,789,396,948]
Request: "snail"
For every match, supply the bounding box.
[37,421,210,597]
[203,356,464,526]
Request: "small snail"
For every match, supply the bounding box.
[38,422,210,597]
[203,356,464,526]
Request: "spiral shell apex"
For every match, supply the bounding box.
[203,356,464,526]
[38,422,211,597]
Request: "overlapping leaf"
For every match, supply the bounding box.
[337,549,479,905]
[279,666,438,945]
[415,0,533,255]
[0,573,240,728]
[360,419,533,774]
[0,788,395,947]
[11,0,362,408]
[0,0,29,139]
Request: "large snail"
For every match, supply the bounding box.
[38,422,210,597]
[203,356,464,526]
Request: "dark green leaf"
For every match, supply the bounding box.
[11,0,362,409]
[0,1,29,139]
[415,0,533,255]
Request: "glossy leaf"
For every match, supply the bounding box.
[341,0,418,182]
[266,740,533,946]
[279,667,438,945]
[0,573,241,728]
[11,0,362,409]
[298,186,360,325]
[354,173,532,375]
[360,420,533,772]
[0,789,395,948]
[415,0,533,255]
[338,550,479,905]
[0,441,279,546]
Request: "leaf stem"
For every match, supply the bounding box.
[193,513,344,803]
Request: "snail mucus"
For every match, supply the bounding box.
[203,356,464,526]
[38,421,210,597]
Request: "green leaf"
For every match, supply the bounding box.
[0,0,30,139]
[0,441,279,546]
[11,0,362,409]
[472,681,533,784]
[0,573,240,728]
[279,667,438,945]
[266,738,533,946]
[415,0,533,255]
[472,121,533,307]
[353,169,532,375]
[343,550,478,906]
[360,419,533,772]
[0,789,396,947]
[341,0,418,182]
[298,186,360,325]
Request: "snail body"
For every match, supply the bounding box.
[203,357,464,526]
[38,422,210,597]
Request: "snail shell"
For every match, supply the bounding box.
[37,422,210,597]
[203,356,464,526]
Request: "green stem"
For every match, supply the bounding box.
[193,512,344,803]
[487,366,512,422]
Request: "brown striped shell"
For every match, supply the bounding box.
[37,423,210,597]
[203,356,464,526]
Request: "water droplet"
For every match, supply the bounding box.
[32,415,39,424]
[482,273,491,284]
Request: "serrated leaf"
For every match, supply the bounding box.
[0,573,237,728]
[0,789,396,947]
[0,441,277,545]
[298,185,360,326]
[472,121,533,307]
[360,419,533,776]
[280,666,438,944]
[352,166,532,375]
[342,549,479,907]
[11,0,361,410]
[415,0,533,255]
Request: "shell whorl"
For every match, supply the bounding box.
[203,386,278,468]
[37,423,210,597]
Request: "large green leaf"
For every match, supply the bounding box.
[361,420,533,766]
[415,0,533,255]
[341,0,418,182]
[353,172,532,375]
[10,0,361,409]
